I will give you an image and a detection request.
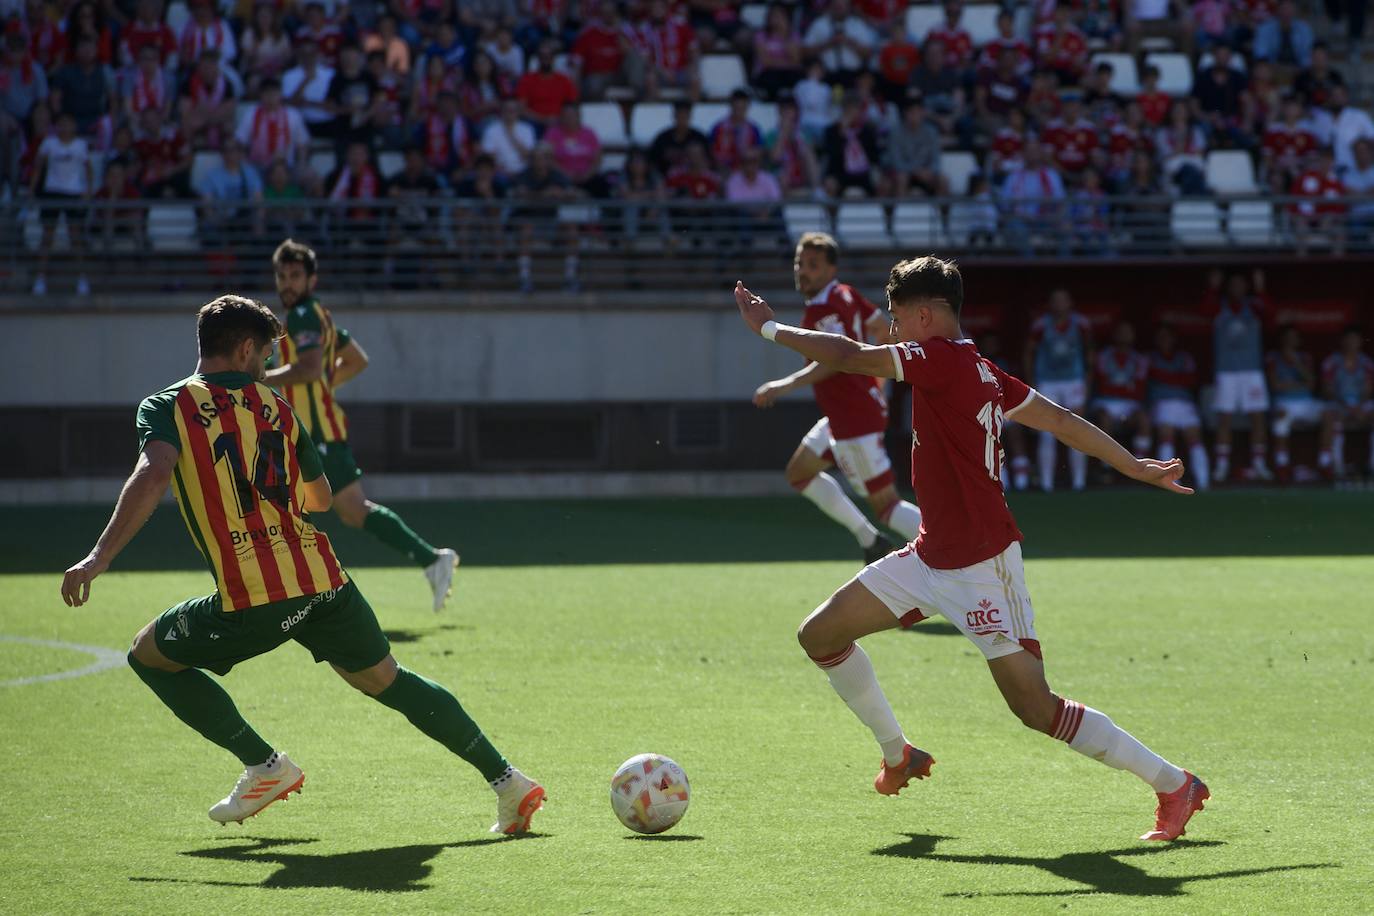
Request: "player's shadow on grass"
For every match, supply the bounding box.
[130,834,546,893]
[382,624,463,644]
[872,833,1336,898]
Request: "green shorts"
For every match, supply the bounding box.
[153,580,390,676]
[318,440,363,492]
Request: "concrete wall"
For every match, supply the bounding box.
[3,307,815,407]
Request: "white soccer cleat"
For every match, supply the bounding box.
[208,752,304,825]
[490,769,545,835]
[424,548,460,613]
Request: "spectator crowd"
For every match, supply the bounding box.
[2,0,1373,292]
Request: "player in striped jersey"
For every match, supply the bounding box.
[60,296,544,834]
[266,239,459,612]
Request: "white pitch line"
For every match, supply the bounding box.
[0,635,126,687]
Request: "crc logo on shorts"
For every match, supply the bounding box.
[965,599,1007,637]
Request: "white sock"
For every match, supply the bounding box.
[1132,435,1151,457]
[1038,431,1056,491]
[811,643,907,765]
[1189,443,1210,489]
[883,500,922,540]
[1052,699,1186,793]
[249,751,281,774]
[1069,450,1087,489]
[1158,440,1175,462]
[800,473,878,548]
[489,765,517,792]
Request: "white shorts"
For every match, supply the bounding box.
[802,417,895,494]
[858,541,1038,661]
[1214,370,1270,414]
[1038,379,1087,412]
[1092,397,1144,424]
[1152,399,1201,429]
[1272,398,1327,435]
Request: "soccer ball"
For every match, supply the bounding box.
[609,753,690,834]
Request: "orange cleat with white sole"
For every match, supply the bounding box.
[874,744,935,796]
[208,752,304,825]
[490,769,545,835]
[1141,771,1209,841]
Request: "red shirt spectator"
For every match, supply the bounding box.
[977,36,1032,76]
[856,0,905,27]
[1138,88,1171,126]
[1044,108,1098,173]
[27,16,67,70]
[120,0,176,66]
[1290,160,1345,217]
[643,12,697,76]
[989,124,1027,172]
[928,22,973,69]
[877,33,920,87]
[515,67,578,124]
[1034,11,1087,81]
[134,119,190,187]
[572,14,625,76]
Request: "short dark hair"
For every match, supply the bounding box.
[272,238,317,276]
[197,295,281,358]
[796,231,839,265]
[886,256,963,317]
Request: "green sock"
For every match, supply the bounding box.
[374,667,509,782]
[127,653,274,766]
[362,504,440,568]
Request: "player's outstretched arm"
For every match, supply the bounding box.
[1013,392,1194,495]
[753,361,839,407]
[735,281,897,380]
[61,442,178,607]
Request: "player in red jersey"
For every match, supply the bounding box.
[753,233,924,564]
[735,257,1208,842]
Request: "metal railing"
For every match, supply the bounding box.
[3,194,1371,298]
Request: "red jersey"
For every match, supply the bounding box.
[928,25,973,67]
[1290,169,1345,217]
[1044,117,1097,171]
[878,40,920,86]
[887,337,1032,569]
[515,70,578,119]
[643,17,696,73]
[572,22,624,74]
[801,280,888,439]
[665,168,721,199]
[976,37,1032,75]
[1034,23,1087,73]
[1108,122,1147,170]
[1263,123,1317,171]
[989,127,1026,167]
[1094,346,1149,400]
[1138,90,1170,126]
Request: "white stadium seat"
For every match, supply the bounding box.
[629,103,673,146]
[191,151,223,191]
[783,203,831,243]
[1171,200,1226,246]
[836,202,891,248]
[690,102,729,135]
[939,150,980,196]
[1145,52,1193,96]
[905,5,944,41]
[581,102,628,147]
[1228,200,1275,245]
[892,202,943,248]
[307,150,336,180]
[1205,150,1258,194]
[699,54,748,100]
[752,102,779,136]
[377,151,405,179]
[740,3,768,29]
[147,204,199,252]
[963,5,1002,45]
[1091,53,1140,95]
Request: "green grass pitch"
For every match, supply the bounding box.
[1,491,1371,914]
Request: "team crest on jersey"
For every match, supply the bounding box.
[816,314,845,335]
[293,331,321,348]
[965,598,1007,636]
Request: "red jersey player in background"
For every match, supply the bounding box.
[734,257,1208,842]
[752,233,924,564]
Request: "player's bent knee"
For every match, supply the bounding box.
[337,654,399,696]
[1006,691,1057,734]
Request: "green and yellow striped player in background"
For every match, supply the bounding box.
[265,239,459,612]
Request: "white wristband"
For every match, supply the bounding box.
[760,320,779,341]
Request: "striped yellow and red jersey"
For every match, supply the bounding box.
[137,371,349,610]
[275,296,350,444]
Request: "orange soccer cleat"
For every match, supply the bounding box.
[209,753,305,825]
[1141,771,1209,841]
[874,744,935,796]
[491,769,545,835]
